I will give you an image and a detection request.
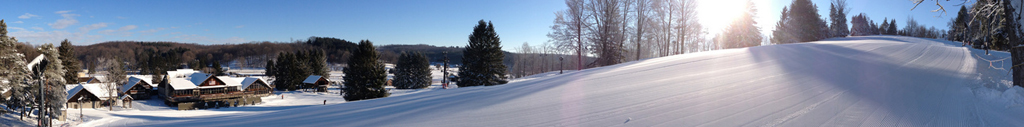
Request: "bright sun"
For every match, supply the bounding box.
[698,0,747,35]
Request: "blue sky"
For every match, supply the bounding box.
[1,0,965,51]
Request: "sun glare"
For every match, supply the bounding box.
[698,0,748,35]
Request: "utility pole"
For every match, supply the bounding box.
[36,64,46,127]
[442,51,449,89]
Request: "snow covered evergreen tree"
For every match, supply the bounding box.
[850,13,874,36]
[393,52,431,89]
[343,40,389,101]
[58,39,80,84]
[828,0,850,37]
[720,0,762,49]
[967,0,1021,50]
[458,20,508,87]
[38,44,66,118]
[0,19,32,118]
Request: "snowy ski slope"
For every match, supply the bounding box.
[95,36,1024,126]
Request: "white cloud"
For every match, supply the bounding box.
[139,28,167,34]
[119,25,137,31]
[98,25,138,36]
[48,10,79,29]
[18,13,38,19]
[8,27,27,31]
[31,27,44,31]
[78,23,108,32]
[8,30,102,45]
[235,25,245,28]
[12,21,24,24]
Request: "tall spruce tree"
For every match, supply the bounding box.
[888,19,898,35]
[0,19,32,118]
[58,39,80,84]
[952,5,969,42]
[828,0,850,37]
[771,7,794,44]
[786,0,828,42]
[212,60,224,76]
[457,20,508,87]
[720,0,762,49]
[343,40,389,101]
[880,18,889,35]
[309,49,330,77]
[394,52,432,89]
[38,44,67,119]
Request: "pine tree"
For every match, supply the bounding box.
[952,5,969,42]
[880,18,889,35]
[343,40,388,101]
[786,0,828,42]
[771,7,794,44]
[38,44,66,118]
[458,20,508,87]
[212,60,224,76]
[394,52,432,89]
[309,49,329,77]
[265,60,275,77]
[0,19,32,118]
[58,39,80,84]
[720,0,762,49]
[828,0,850,38]
[888,19,898,35]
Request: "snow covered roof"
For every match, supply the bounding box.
[65,84,83,101]
[217,76,242,87]
[167,78,198,90]
[81,83,114,100]
[118,94,133,100]
[164,69,248,90]
[65,83,114,101]
[121,76,151,94]
[188,73,214,85]
[239,77,269,89]
[303,75,327,84]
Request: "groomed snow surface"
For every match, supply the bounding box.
[18,36,1024,126]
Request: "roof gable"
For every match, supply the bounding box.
[303,75,327,84]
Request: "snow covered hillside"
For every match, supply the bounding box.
[95,36,1024,126]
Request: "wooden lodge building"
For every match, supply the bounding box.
[158,69,272,109]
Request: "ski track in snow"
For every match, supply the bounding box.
[74,36,1024,127]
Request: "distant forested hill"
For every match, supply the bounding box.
[67,37,517,71]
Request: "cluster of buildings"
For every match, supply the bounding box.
[4,54,335,114]
[64,69,275,110]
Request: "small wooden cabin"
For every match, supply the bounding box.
[121,76,153,100]
[66,84,103,109]
[303,75,329,92]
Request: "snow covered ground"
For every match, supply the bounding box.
[8,35,1024,126]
